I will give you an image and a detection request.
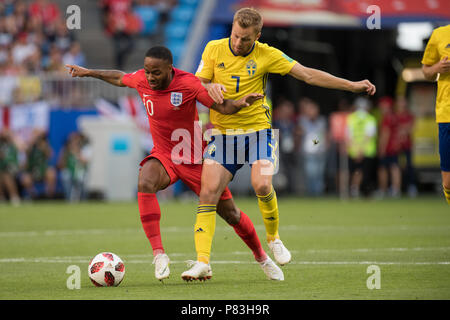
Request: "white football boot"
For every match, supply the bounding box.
[181,260,212,281]
[259,256,284,281]
[153,253,170,281]
[268,239,292,266]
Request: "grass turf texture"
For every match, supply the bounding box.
[0,197,449,300]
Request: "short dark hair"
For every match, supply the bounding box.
[145,46,173,64]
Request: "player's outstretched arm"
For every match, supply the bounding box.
[198,76,226,104]
[65,64,127,87]
[288,63,376,95]
[211,93,264,115]
[422,56,450,81]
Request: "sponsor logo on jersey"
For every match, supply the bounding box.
[217,62,225,69]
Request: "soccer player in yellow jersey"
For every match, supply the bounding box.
[422,24,450,205]
[181,7,376,279]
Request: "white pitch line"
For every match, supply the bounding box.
[1,245,450,264]
[302,247,450,253]
[1,253,450,266]
[2,224,450,238]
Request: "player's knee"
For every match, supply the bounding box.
[138,176,160,193]
[253,180,272,196]
[199,185,221,204]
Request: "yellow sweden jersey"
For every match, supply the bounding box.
[421,25,450,123]
[196,38,297,132]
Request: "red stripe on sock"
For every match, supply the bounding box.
[232,211,267,262]
[137,192,164,256]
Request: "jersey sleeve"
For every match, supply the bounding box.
[266,46,297,75]
[193,78,215,108]
[422,29,440,66]
[195,41,215,80]
[121,70,141,88]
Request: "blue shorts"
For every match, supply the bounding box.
[439,123,450,172]
[379,155,399,168]
[203,129,278,177]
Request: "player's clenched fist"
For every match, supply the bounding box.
[436,56,450,74]
[65,64,90,77]
[350,79,376,96]
[205,83,227,104]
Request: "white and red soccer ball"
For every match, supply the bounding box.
[88,252,125,287]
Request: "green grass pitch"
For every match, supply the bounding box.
[0,196,449,300]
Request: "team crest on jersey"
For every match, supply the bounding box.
[170,92,183,108]
[246,60,257,76]
[207,143,216,156]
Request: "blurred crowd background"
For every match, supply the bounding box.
[0,0,448,204]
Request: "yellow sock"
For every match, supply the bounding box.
[444,186,450,205]
[257,186,280,242]
[194,204,216,264]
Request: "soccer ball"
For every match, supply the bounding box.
[88,252,125,287]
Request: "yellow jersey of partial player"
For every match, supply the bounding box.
[196,38,297,132]
[421,24,450,123]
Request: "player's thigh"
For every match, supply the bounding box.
[442,171,450,189]
[138,158,171,193]
[45,166,56,182]
[251,159,274,195]
[199,159,233,204]
[20,172,33,186]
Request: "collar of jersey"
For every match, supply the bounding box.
[228,38,255,57]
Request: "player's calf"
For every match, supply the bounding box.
[216,199,241,225]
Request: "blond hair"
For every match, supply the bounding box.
[233,7,263,34]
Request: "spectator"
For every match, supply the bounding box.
[376,96,402,198]
[58,132,91,202]
[273,99,299,194]
[10,0,28,35]
[346,97,377,198]
[28,0,61,29]
[11,32,38,65]
[1,47,22,75]
[151,0,177,41]
[328,98,351,196]
[0,51,20,105]
[298,98,327,196]
[4,13,20,38]
[395,96,418,198]
[0,16,14,50]
[0,129,21,206]
[44,45,65,73]
[20,129,56,199]
[0,0,86,80]
[100,0,142,69]
[62,41,86,67]
[1,1,17,17]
